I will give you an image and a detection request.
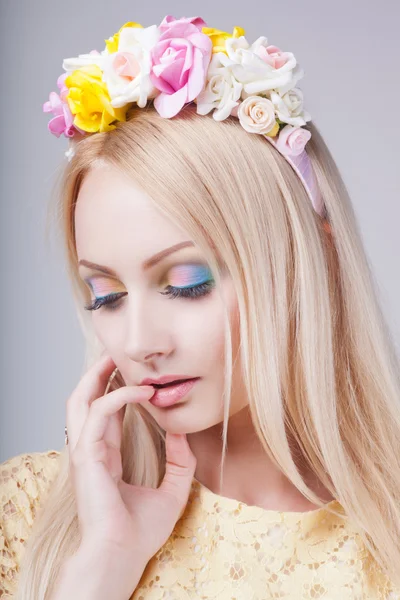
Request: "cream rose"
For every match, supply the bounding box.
[237,95,277,134]
[270,88,311,127]
[196,53,243,121]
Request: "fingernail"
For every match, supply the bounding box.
[137,385,154,393]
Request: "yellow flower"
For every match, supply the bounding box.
[105,21,143,54]
[65,65,128,133]
[202,26,245,54]
[264,122,280,137]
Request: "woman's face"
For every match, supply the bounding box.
[75,163,248,434]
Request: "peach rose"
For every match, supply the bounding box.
[237,95,277,135]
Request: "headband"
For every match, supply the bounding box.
[43,15,327,221]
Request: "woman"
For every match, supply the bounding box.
[1,14,400,600]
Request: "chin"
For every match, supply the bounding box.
[145,401,223,435]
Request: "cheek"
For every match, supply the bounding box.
[90,315,124,360]
[89,280,239,367]
[192,282,239,370]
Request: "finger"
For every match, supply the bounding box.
[66,354,117,451]
[102,401,126,452]
[71,354,117,411]
[158,432,197,517]
[102,364,127,451]
[78,386,155,448]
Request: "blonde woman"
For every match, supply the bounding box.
[1,14,400,600]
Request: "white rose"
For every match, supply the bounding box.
[62,50,108,74]
[196,53,243,121]
[225,35,299,96]
[237,95,277,134]
[270,88,311,127]
[102,25,160,108]
[273,63,305,96]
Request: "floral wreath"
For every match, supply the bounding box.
[43,15,328,220]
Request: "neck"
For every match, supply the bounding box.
[186,405,334,512]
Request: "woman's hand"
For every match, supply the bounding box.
[56,353,197,600]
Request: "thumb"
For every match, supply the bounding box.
[159,432,197,518]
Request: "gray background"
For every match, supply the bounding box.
[0,0,399,463]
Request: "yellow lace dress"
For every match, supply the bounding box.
[1,450,399,599]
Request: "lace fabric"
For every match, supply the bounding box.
[0,450,60,597]
[0,450,399,599]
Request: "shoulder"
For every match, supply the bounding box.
[0,450,62,596]
[0,449,62,497]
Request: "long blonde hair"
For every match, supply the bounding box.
[16,104,400,598]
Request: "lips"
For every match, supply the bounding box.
[148,377,200,408]
[152,378,192,389]
[140,374,197,387]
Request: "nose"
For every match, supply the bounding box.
[122,289,174,363]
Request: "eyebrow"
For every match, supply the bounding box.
[78,241,196,276]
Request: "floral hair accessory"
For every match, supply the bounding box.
[43,15,327,219]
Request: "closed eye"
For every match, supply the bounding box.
[84,280,215,312]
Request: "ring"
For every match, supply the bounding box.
[64,367,119,446]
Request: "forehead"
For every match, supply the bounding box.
[74,165,191,269]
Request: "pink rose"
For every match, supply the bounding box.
[254,44,291,70]
[158,15,207,32]
[150,15,212,118]
[276,124,311,156]
[43,73,84,138]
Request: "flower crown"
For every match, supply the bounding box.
[43,15,326,219]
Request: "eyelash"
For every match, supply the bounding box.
[84,280,215,312]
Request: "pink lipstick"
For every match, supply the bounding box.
[147,377,199,408]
